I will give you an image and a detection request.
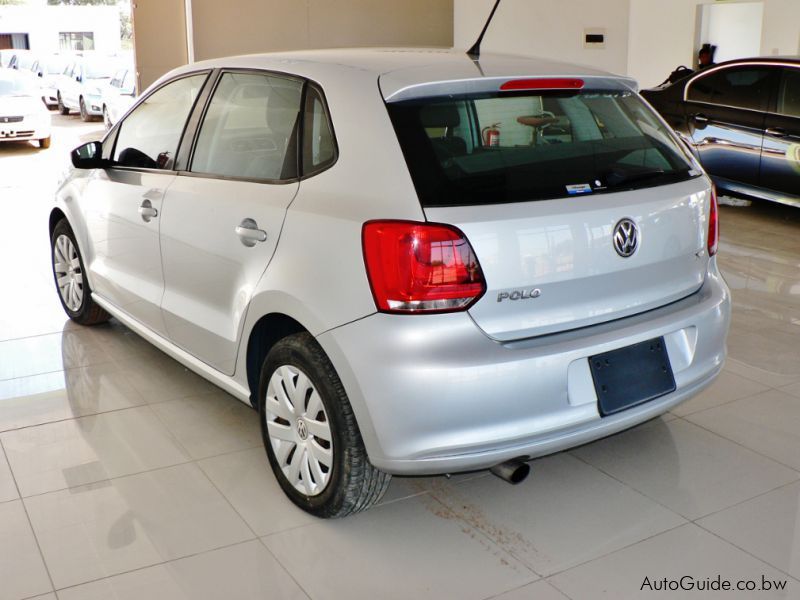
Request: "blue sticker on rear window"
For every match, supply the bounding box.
[566,184,593,195]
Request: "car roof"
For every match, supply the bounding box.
[168,48,636,99]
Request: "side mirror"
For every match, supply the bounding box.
[71,141,109,169]
[75,75,82,83]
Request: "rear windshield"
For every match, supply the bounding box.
[387,89,698,207]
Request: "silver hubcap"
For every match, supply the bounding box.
[53,235,84,311]
[265,365,333,496]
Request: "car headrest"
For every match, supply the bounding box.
[419,104,460,129]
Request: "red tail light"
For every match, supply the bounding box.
[708,185,719,256]
[500,78,584,91]
[362,221,486,313]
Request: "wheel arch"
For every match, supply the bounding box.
[245,312,307,408]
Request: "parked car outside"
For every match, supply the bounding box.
[642,57,800,208]
[0,69,51,148]
[50,50,730,517]
[8,50,37,73]
[56,53,119,121]
[0,49,16,69]
[32,54,71,108]
[101,65,136,128]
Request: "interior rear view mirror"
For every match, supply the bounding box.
[71,141,109,169]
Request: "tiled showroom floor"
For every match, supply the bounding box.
[1,115,800,599]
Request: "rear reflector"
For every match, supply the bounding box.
[708,185,719,257]
[362,220,486,313]
[500,78,585,91]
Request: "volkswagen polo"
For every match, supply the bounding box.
[50,49,731,517]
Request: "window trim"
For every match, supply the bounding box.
[107,69,213,175]
[299,81,339,180]
[683,61,793,114]
[775,67,800,119]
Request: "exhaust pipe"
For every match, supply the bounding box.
[490,457,530,484]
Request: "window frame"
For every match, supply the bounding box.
[181,68,306,185]
[683,61,789,114]
[299,81,339,179]
[105,69,213,175]
[775,66,800,119]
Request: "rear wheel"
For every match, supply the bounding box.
[38,136,51,149]
[57,92,69,115]
[50,219,109,325]
[259,332,390,518]
[79,97,91,122]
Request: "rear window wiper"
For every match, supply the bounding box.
[599,166,665,189]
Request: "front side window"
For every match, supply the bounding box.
[777,68,800,118]
[113,73,207,170]
[388,89,697,207]
[302,86,336,175]
[687,66,774,111]
[191,72,302,180]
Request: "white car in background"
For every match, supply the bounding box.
[32,54,71,108]
[57,54,119,121]
[0,69,51,148]
[101,65,136,128]
[50,49,730,517]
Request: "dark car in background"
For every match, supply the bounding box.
[642,58,800,207]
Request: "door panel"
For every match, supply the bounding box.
[760,68,800,200]
[685,65,778,187]
[159,178,298,373]
[83,171,173,335]
[159,71,304,374]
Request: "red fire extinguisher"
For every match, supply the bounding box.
[482,123,501,147]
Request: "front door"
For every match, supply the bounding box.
[760,67,800,202]
[83,72,209,335]
[685,65,778,187]
[159,71,304,374]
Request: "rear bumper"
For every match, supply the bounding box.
[317,260,731,475]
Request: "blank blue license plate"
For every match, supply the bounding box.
[589,337,676,417]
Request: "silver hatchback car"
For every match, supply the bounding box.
[50,49,731,517]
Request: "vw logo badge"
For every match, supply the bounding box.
[613,218,639,257]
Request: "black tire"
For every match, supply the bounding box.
[259,332,390,518]
[38,136,51,149]
[79,97,92,122]
[50,219,110,326]
[57,92,69,115]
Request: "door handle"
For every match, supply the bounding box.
[138,199,158,222]
[765,127,787,138]
[692,113,709,125]
[235,218,267,247]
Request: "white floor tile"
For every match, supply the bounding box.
[2,406,189,496]
[549,524,796,599]
[56,540,307,600]
[151,392,261,460]
[572,418,798,519]
[0,500,53,600]
[699,481,800,580]
[687,389,800,471]
[671,369,769,417]
[0,445,18,503]
[492,580,570,600]
[426,453,685,576]
[263,495,537,600]
[24,463,254,589]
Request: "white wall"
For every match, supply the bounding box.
[701,2,763,64]
[454,0,631,75]
[0,5,120,54]
[760,0,800,55]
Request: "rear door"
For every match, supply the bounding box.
[158,70,305,374]
[684,65,778,187]
[82,72,209,335]
[386,79,709,341]
[760,66,800,203]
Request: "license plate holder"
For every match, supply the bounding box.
[589,337,676,417]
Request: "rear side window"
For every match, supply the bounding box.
[687,66,774,111]
[302,85,336,175]
[191,72,303,181]
[113,73,207,170]
[387,89,697,207]
[777,68,800,118]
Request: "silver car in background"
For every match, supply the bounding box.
[32,54,71,108]
[56,53,119,120]
[50,49,731,518]
[100,64,136,128]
